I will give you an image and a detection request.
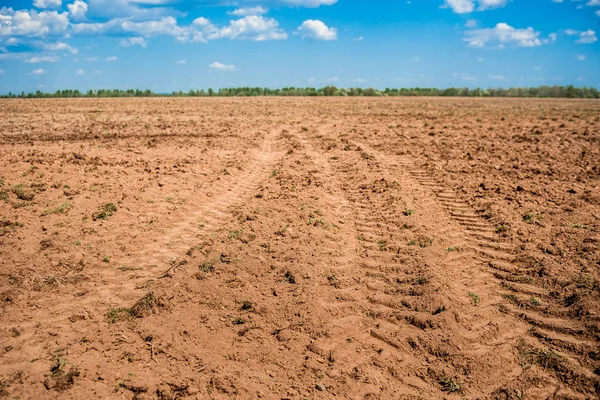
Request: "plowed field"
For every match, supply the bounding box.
[1,97,599,399]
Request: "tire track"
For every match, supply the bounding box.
[294,128,531,396]
[367,142,600,396]
[131,127,286,267]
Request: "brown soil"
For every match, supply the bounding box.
[0,97,598,399]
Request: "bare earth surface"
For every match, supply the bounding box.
[0,97,599,399]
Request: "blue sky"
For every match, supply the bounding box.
[0,0,599,93]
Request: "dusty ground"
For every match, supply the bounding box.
[0,97,598,399]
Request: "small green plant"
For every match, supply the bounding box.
[496,224,509,233]
[377,239,388,251]
[228,229,243,240]
[102,256,110,263]
[569,223,589,229]
[408,239,417,246]
[199,260,214,273]
[440,377,461,393]
[530,297,540,306]
[468,292,480,305]
[270,169,279,178]
[12,185,35,201]
[0,218,23,236]
[42,202,72,216]
[221,169,230,175]
[22,165,38,177]
[403,209,415,216]
[446,246,460,252]
[107,307,133,323]
[92,203,117,221]
[523,211,543,224]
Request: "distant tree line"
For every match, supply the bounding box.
[1,85,598,99]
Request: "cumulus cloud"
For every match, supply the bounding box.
[30,68,46,74]
[176,59,186,64]
[33,0,62,9]
[44,41,78,54]
[209,62,236,71]
[577,54,585,60]
[296,19,337,40]
[227,6,268,16]
[84,56,98,61]
[67,0,88,21]
[575,29,597,43]
[489,74,504,80]
[76,68,84,74]
[194,15,287,42]
[105,55,117,61]
[444,0,474,13]
[464,22,546,47]
[121,36,147,47]
[443,0,509,13]
[0,8,70,37]
[27,55,59,63]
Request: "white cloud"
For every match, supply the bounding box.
[353,35,364,41]
[464,23,544,47]
[67,0,88,21]
[195,15,287,41]
[121,36,147,47]
[227,6,268,16]
[443,0,509,13]
[105,55,117,61]
[296,19,337,40]
[596,9,600,16]
[209,62,236,71]
[76,68,84,74]
[176,59,186,64]
[84,56,98,61]
[465,19,477,28]
[489,74,504,80]
[443,0,474,13]
[352,78,366,83]
[577,54,586,60]
[44,41,78,54]
[0,8,70,37]
[323,76,339,82]
[27,55,59,62]
[575,29,597,44]
[33,0,62,9]
[587,0,600,5]
[30,68,46,74]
